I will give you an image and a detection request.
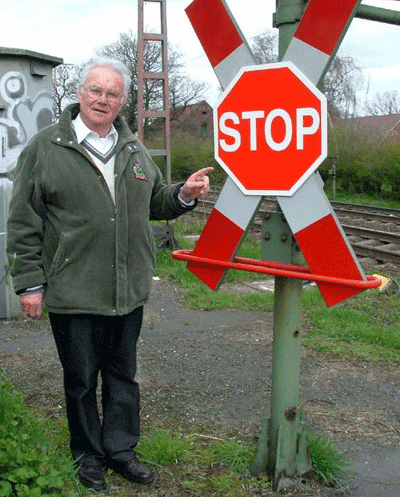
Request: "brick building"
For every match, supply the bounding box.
[170,100,214,139]
[340,113,400,143]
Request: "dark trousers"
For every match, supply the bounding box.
[49,307,143,467]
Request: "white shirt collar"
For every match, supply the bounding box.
[72,113,118,144]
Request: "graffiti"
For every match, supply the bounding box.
[0,70,53,181]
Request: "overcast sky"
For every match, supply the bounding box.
[1,0,399,112]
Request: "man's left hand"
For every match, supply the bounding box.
[179,167,214,204]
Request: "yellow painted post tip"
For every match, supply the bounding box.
[372,274,391,293]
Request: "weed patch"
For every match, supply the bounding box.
[307,433,350,486]
[136,428,197,467]
[0,379,77,496]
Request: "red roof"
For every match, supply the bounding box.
[344,114,400,140]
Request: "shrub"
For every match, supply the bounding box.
[0,380,77,497]
[328,122,400,199]
[170,137,227,185]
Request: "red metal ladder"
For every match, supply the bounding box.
[137,0,174,246]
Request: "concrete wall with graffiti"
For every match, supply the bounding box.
[0,48,62,318]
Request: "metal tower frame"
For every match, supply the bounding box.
[137,0,175,248]
[137,0,171,185]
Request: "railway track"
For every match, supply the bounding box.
[194,189,400,267]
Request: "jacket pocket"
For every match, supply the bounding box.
[46,232,69,278]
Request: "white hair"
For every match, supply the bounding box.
[79,56,131,100]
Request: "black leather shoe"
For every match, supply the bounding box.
[78,466,106,491]
[114,458,154,484]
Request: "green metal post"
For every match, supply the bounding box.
[252,0,399,487]
[273,0,305,59]
[251,211,311,486]
[356,4,400,25]
[267,249,311,487]
[251,0,311,487]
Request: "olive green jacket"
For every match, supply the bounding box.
[7,103,194,315]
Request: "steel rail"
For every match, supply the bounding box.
[206,188,400,225]
[193,194,400,265]
[350,243,400,265]
[330,201,400,218]
[333,207,400,225]
[341,225,399,244]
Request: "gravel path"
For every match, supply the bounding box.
[0,278,399,496]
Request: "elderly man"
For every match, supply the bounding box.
[7,56,213,491]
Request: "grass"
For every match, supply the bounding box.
[209,438,255,474]
[302,285,400,362]
[154,221,274,312]
[1,207,397,496]
[133,429,272,496]
[136,428,196,467]
[0,378,352,497]
[307,433,349,486]
[157,218,399,363]
[134,423,351,493]
[323,185,400,209]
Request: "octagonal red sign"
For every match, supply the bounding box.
[214,62,327,196]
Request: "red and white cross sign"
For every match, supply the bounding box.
[185,0,366,306]
[215,62,327,196]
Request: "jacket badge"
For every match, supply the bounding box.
[133,162,147,181]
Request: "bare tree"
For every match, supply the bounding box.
[52,64,80,119]
[322,56,364,118]
[250,30,363,119]
[96,30,209,132]
[251,29,278,64]
[169,74,209,120]
[365,90,400,115]
[53,30,208,130]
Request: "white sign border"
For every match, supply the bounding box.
[213,61,328,197]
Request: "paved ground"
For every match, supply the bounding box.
[0,278,399,496]
[348,445,399,497]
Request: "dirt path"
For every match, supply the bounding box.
[0,278,399,496]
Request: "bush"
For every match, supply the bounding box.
[0,380,77,497]
[328,122,400,200]
[170,137,227,185]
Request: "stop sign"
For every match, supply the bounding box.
[214,62,327,196]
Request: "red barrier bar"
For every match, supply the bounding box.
[172,250,382,290]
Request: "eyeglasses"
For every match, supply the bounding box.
[82,85,123,104]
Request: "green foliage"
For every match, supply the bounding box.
[135,429,196,467]
[307,433,349,486]
[156,219,399,363]
[0,257,16,287]
[128,426,349,494]
[209,471,244,496]
[302,287,399,362]
[209,439,254,474]
[136,430,270,496]
[343,141,400,199]
[155,224,273,311]
[0,380,77,497]
[326,123,400,201]
[170,137,227,185]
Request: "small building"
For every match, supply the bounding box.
[170,100,214,139]
[0,47,62,318]
[342,114,400,143]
